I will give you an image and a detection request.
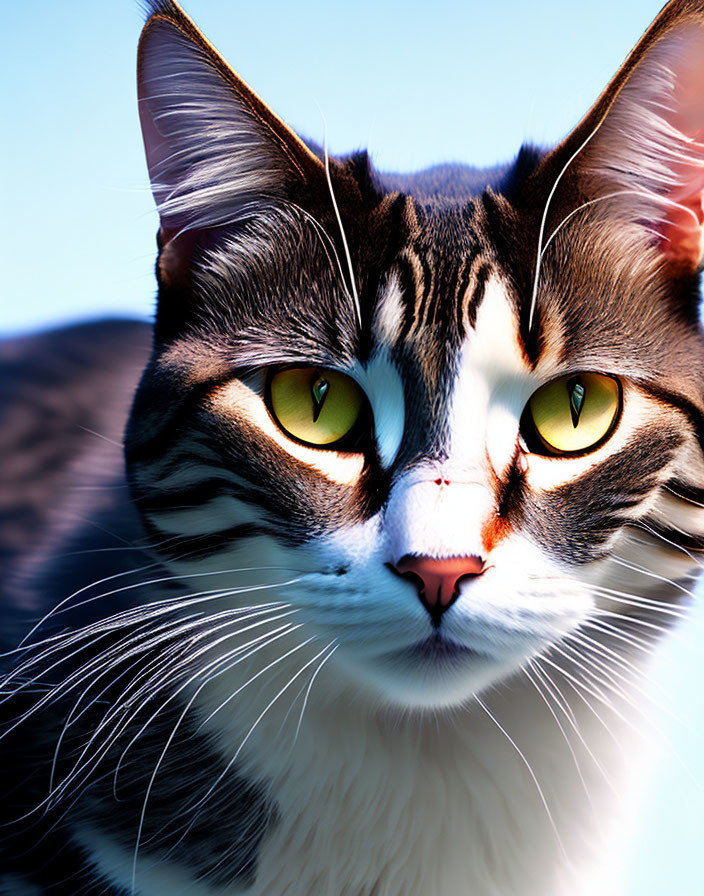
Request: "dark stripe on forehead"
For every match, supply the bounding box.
[394,242,494,348]
[397,254,418,342]
[415,250,434,335]
[479,189,543,367]
[455,245,480,339]
[465,262,491,329]
[431,256,458,327]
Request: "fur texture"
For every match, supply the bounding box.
[2,2,704,894]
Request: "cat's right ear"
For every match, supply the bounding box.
[137,1,325,270]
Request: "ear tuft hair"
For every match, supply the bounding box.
[137,1,323,240]
[585,23,704,272]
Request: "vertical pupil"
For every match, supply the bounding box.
[311,376,330,423]
[567,377,586,428]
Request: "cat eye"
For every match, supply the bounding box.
[522,372,621,456]
[267,367,366,448]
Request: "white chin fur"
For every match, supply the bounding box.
[333,647,528,711]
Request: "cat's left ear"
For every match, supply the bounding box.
[542,0,704,274]
[137,1,325,248]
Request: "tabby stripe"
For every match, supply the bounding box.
[479,189,543,365]
[638,382,704,454]
[431,258,456,328]
[465,262,491,329]
[534,433,682,564]
[397,254,420,341]
[664,479,704,507]
[143,520,275,558]
[139,476,265,512]
[145,444,223,479]
[415,251,434,335]
[126,379,228,462]
[455,245,480,339]
[640,518,704,553]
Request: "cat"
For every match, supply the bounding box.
[1,0,704,894]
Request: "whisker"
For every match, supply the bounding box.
[529,114,609,332]
[605,554,696,598]
[129,622,304,892]
[474,695,569,863]
[294,640,339,745]
[321,116,362,327]
[523,664,598,811]
[57,614,300,807]
[50,606,297,798]
[529,658,617,796]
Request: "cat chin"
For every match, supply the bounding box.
[335,640,529,711]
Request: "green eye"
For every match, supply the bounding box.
[525,372,621,455]
[268,367,365,448]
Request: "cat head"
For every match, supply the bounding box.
[126,0,704,710]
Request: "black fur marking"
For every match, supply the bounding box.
[639,517,704,553]
[138,475,266,513]
[498,144,545,202]
[665,480,704,507]
[88,715,277,888]
[415,251,434,334]
[397,255,419,342]
[454,245,480,339]
[466,262,491,329]
[144,519,276,559]
[522,430,683,565]
[637,381,704,456]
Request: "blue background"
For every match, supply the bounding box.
[3,1,704,890]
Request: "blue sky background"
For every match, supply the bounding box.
[3,1,704,890]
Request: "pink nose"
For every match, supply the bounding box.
[391,554,485,625]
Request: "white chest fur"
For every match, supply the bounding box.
[79,653,653,896]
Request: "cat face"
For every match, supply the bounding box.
[127,0,704,711]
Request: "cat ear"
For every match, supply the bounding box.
[137,1,324,245]
[544,0,704,274]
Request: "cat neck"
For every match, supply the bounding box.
[187,646,654,896]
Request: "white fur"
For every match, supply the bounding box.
[75,306,702,896]
[79,639,657,896]
[384,469,493,560]
[353,348,405,469]
[372,273,405,347]
[448,275,536,478]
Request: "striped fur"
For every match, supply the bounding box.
[3,1,704,894]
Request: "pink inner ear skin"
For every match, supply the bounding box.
[660,191,704,270]
[659,38,704,271]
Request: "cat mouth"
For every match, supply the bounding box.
[398,633,478,664]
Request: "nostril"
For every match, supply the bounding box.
[388,554,485,625]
